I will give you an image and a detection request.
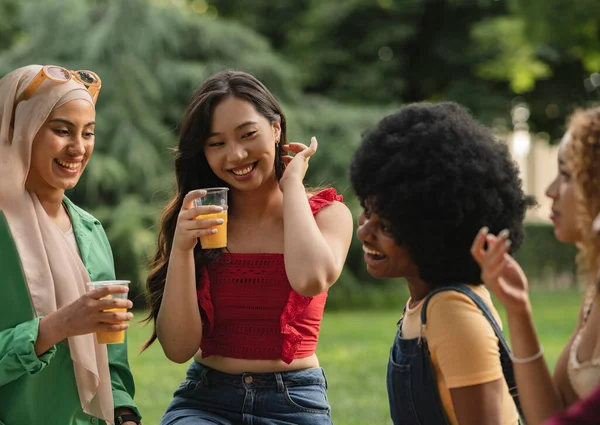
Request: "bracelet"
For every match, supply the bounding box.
[509,345,544,364]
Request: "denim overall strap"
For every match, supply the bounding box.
[420,283,526,424]
[387,311,451,424]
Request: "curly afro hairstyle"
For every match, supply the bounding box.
[350,102,535,285]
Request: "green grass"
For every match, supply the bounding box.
[127,289,583,425]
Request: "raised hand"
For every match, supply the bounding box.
[172,189,225,252]
[279,136,318,191]
[471,227,531,314]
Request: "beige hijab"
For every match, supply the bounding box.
[0,65,113,423]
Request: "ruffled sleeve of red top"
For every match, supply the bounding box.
[280,187,344,363]
[307,187,343,215]
[196,266,214,335]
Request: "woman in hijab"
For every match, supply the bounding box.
[0,65,141,425]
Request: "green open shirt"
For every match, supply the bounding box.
[0,198,140,425]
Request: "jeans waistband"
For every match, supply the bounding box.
[189,361,327,390]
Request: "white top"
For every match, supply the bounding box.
[63,226,81,257]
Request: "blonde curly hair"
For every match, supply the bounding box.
[563,106,600,286]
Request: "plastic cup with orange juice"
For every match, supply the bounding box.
[193,187,229,249]
[86,280,130,344]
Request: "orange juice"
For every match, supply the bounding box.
[196,210,228,249]
[96,308,127,344]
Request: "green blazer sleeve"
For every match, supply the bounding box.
[0,318,57,386]
[0,211,57,387]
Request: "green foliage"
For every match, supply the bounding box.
[510,0,600,58]
[287,97,393,188]
[514,222,578,288]
[0,0,20,53]
[206,0,311,50]
[288,0,420,104]
[478,0,600,138]
[212,0,600,139]
[92,195,160,303]
[472,17,552,93]
[213,0,514,120]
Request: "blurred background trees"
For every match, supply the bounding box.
[1,0,596,306]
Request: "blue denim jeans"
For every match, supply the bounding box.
[161,361,333,425]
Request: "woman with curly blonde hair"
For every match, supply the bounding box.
[472,106,600,425]
[568,109,600,279]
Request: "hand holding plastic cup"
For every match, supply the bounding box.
[193,187,229,249]
[86,280,130,344]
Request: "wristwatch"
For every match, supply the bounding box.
[115,413,142,424]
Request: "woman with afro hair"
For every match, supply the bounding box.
[350,101,534,425]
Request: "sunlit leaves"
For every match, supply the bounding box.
[472,17,551,93]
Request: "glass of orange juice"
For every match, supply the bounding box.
[86,280,130,344]
[193,187,229,249]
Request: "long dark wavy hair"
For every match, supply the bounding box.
[142,70,287,349]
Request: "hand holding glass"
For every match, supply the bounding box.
[193,187,229,249]
[86,280,130,344]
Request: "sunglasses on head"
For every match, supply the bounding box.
[16,65,101,105]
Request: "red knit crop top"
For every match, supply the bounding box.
[196,188,343,364]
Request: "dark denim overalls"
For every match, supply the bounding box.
[387,283,524,425]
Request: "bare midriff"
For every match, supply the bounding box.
[194,352,320,374]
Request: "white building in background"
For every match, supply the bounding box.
[501,104,559,224]
[505,132,559,224]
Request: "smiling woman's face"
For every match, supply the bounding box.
[356,202,419,279]
[25,99,96,197]
[203,96,281,192]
